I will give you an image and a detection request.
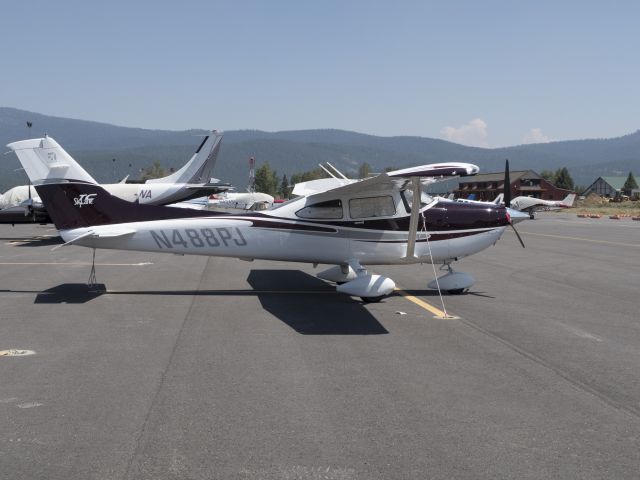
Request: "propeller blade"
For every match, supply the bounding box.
[510,222,525,248]
[504,159,511,208]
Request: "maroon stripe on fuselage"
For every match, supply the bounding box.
[355,228,497,242]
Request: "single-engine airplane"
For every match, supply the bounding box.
[509,193,576,219]
[26,157,526,301]
[2,131,229,223]
[448,160,573,221]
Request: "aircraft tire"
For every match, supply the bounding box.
[361,296,383,303]
[447,288,466,295]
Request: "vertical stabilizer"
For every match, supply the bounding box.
[146,131,223,185]
[561,193,576,207]
[7,136,97,185]
[34,182,207,230]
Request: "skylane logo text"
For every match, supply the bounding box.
[73,194,97,208]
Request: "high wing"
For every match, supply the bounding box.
[387,163,479,180]
[306,162,479,202]
[294,162,479,199]
[291,178,355,196]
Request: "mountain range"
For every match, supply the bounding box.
[1,107,638,192]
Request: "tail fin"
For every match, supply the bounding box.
[562,193,576,207]
[146,131,223,185]
[7,136,97,185]
[34,182,207,230]
[493,193,504,205]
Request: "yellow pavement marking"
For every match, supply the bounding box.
[395,289,458,319]
[513,230,640,248]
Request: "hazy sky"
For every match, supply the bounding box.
[1,0,639,147]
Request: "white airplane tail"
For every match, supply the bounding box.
[7,136,97,185]
[493,193,504,205]
[146,131,223,185]
[561,193,576,207]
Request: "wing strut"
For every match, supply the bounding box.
[404,176,421,259]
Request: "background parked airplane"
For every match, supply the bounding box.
[2,132,230,224]
[509,193,576,218]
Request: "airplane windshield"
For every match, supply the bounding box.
[401,189,433,213]
[269,196,301,210]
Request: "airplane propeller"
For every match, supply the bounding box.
[503,159,525,248]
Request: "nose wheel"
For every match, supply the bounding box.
[428,263,475,295]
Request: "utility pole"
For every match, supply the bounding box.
[248,157,256,193]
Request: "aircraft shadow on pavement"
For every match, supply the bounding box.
[34,283,106,304]
[247,269,389,335]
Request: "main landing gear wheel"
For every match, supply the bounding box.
[447,288,466,295]
[361,296,383,303]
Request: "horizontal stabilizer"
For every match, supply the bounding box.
[184,183,232,193]
[52,228,137,250]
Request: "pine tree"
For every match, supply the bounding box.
[540,169,555,182]
[140,161,167,181]
[279,174,290,199]
[358,162,372,179]
[554,167,574,190]
[254,163,279,196]
[623,172,638,196]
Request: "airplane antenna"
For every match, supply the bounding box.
[318,164,337,178]
[326,162,349,180]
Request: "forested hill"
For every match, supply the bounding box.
[1,107,638,191]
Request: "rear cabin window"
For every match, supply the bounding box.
[349,196,396,219]
[295,199,343,219]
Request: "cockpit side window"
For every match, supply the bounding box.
[349,196,396,219]
[295,199,343,219]
[400,189,432,213]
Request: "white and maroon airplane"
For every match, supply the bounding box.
[26,159,525,301]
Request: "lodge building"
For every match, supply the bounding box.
[454,170,573,202]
